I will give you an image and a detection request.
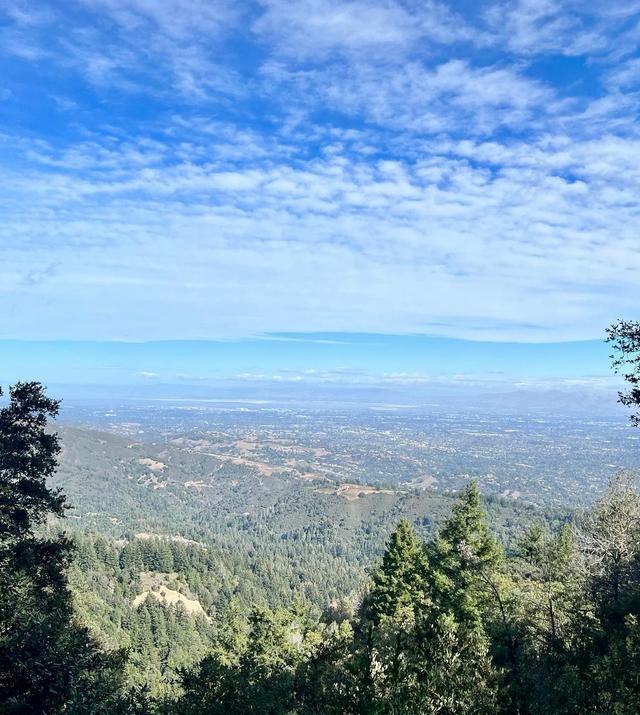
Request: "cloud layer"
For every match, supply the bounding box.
[1,0,640,341]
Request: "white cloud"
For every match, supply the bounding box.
[606,57,640,89]
[1,1,640,344]
[228,369,618,389]
[254,0,479,60]
[2,0,242,99]
[78,0,238,40]
[483,0,624,57]
[1,123,640,342]
[258,58,558,140]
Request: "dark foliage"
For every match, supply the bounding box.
[0,383,127,714]
[607,319,640,424]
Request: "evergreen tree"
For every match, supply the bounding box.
[0,382,126,713]
[413,483,502,714]
[430,481,504,625]
[365,518,428,623]
[353,500,502,714]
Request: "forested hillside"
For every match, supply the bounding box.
[166,477,640,714]
[52,424,550,606]
[3,382,640,713]
[54,422,558,697]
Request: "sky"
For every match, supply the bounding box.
[0,335,614,389]
[1,1,640,388]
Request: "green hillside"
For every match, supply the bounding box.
[45,423,563,699]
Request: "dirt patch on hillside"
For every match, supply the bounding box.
[137,473,168,489]
[317,483,395,501]
[132,572,209,620]
[407,475,438,489]
[138,458,167,471]
[184,480,214,490]
[195,451,289,476]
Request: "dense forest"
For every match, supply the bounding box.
[2,380,640,713]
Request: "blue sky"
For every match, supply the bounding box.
[0,335,615,389]
[1,1,640,385]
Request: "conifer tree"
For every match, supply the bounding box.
[366,518,428,623]
[412,482,502,714]
[431,481,503,624]
[0,382,126,713]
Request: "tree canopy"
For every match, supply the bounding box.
[3,380,640,714]
[0,383,128,714]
